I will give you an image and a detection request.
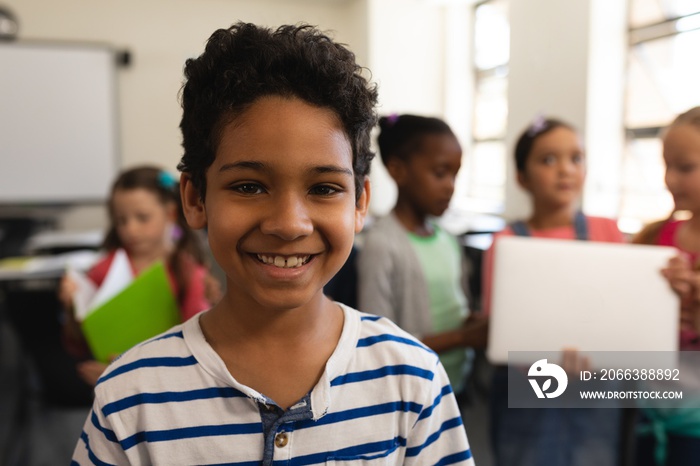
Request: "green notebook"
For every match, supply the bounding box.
[81,262,180,363]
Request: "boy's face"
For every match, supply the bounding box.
[182,95,369,312]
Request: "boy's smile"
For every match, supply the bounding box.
[182,95,369,313]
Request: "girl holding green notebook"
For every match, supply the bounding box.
[58,165,220,385]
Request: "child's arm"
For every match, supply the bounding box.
[662,254,696,300]
[58,274,90,356]
[76,360,109,386]
[421,314,489,352]
[58,273,77,310]
[662,254,700,335]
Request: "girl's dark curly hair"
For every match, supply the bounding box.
[376,114,454,166]
[177,22,378,202]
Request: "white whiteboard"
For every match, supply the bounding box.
[0,42,119,203]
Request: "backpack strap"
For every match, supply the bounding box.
[573,210,588,241]
[509,220,530,237]
[509,211,588,240]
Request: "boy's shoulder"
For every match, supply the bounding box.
[94,321,194,392]
[351,308,438,365]
[96,307,442,401]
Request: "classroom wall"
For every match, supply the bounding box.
[504,0,591,220]
[365,0,471,216]
[504,0,627,220]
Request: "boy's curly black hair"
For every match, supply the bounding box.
[177,22,378,202]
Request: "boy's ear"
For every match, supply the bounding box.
[354,177,371,233]
[180,173,207,229]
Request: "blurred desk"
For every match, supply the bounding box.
[25,229,102,255]
[0,250,100,282]
[439,209,506,240]
[0,233,101,412]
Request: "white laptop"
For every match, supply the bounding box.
[486,236,680,365]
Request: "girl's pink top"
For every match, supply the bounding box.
[481,216,625,316]
[87,251,210,322]
[656,219,700,349]
[656,219,700,264]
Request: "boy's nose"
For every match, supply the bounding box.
[260,192,313,240]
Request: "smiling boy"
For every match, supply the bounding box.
[72,22,474,465]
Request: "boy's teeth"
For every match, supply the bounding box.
[257,254,309,268]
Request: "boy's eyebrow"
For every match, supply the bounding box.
[312,165,353,177]
[219,162,353,178]
[218,161,266,172]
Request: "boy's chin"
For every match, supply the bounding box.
[250,288,325,313]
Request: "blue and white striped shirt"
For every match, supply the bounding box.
[72,304,475,465]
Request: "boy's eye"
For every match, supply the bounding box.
[309,184,340,196]
[231,183,265,195]
[572,153,584,164]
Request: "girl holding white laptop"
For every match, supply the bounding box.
[482,116,625,466]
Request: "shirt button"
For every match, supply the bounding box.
[275,432,289,448]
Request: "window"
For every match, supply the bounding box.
[621,0,700,233]
[461,0,509,214]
